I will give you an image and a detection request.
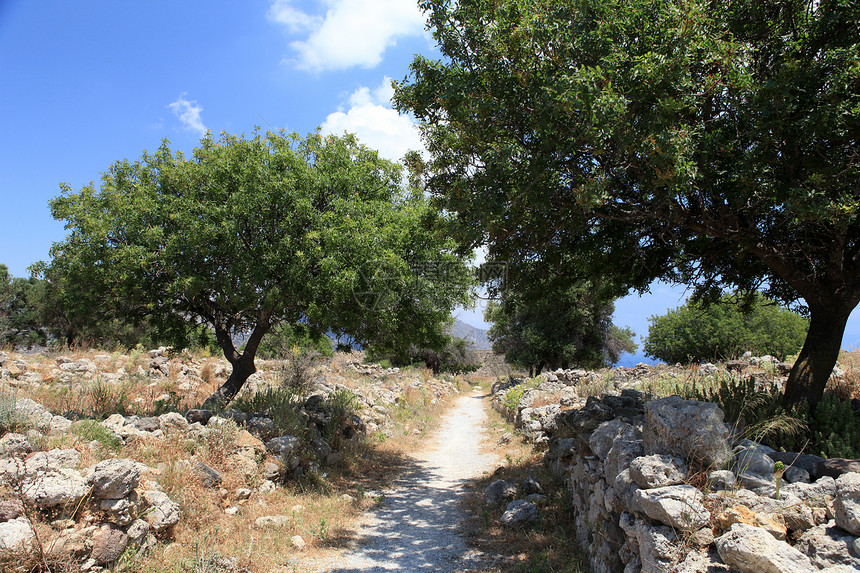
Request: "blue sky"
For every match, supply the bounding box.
[1,1,858,357]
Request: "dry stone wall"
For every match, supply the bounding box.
[493,366,860,573]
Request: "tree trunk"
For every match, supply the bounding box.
[782,305,851,411]
[201,316,271,410]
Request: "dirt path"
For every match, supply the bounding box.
[303,390,500,572]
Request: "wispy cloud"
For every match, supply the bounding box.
[168,93,208,136]
[267,0,425,72]
[320,77,424,163]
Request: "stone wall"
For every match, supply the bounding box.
[493,372,860,572]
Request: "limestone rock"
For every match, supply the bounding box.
[291,534,306,550]
[0,500,24,521]
[634,484,710,530]
[255,515,290,528]
[629,454,688,489]
[0,517,33,550]
[499,499,538,525]
[87,458,143,499]
[795,520,860,570]
[141,490,180,532]
[158,412,188,433]
[643,396,731,469]
[834,472,860,536]
[484,479,518,505]
[23,467,88,509]
[715,522,816,573]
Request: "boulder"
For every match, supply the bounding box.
[484,479,518,505]
[733,441,775,476]
[643,396,731,469]
[629,454,688,489]
[588,419,630,460]
[715,522,815,573]
[23,467,88,509]
[634,484,710,530]
[795,520,860,570]
[86,458,143,499]
[158,412,188,433]
[834,472,860,536]
[818,458,860,478]
[266,435,301,458]
[499,499,538,526]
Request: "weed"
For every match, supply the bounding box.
[0,388,28,434]
[70,420,122,453]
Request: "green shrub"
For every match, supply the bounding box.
[71,420,123,453]
[0,389,28,435]
[407,336,481,374]
[809,394,860,459]
[693,375,860,458]
[233,386,308,440]
[645,292,808,364]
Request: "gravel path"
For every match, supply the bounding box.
[305,390,499,572]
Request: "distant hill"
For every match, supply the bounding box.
[451,319,492,350]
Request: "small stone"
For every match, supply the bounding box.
[235,488,252,501]
[224,506,240,516]
[90,525,128,565]
[258,480,276,494]
[193,461,222,487]
[255,515,290,528]
[291,534,306,550]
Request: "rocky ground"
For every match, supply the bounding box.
[1,348,859,572]
[0,348,469,572]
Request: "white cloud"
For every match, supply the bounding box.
[267,0,320,33]
[320,77,424,163]
[267,0,425,71]
[168,94,208,137]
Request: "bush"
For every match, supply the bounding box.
[407,336,481,374]
[232,386,308,440]
[645,292,808,364]
[692,375,860,459]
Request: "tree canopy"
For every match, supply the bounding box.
[644,293,809,364]
[394,0,860,408]
[45,130,471,407]
[485,272,635,373]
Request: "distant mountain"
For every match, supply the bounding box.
[451,319,492,350]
